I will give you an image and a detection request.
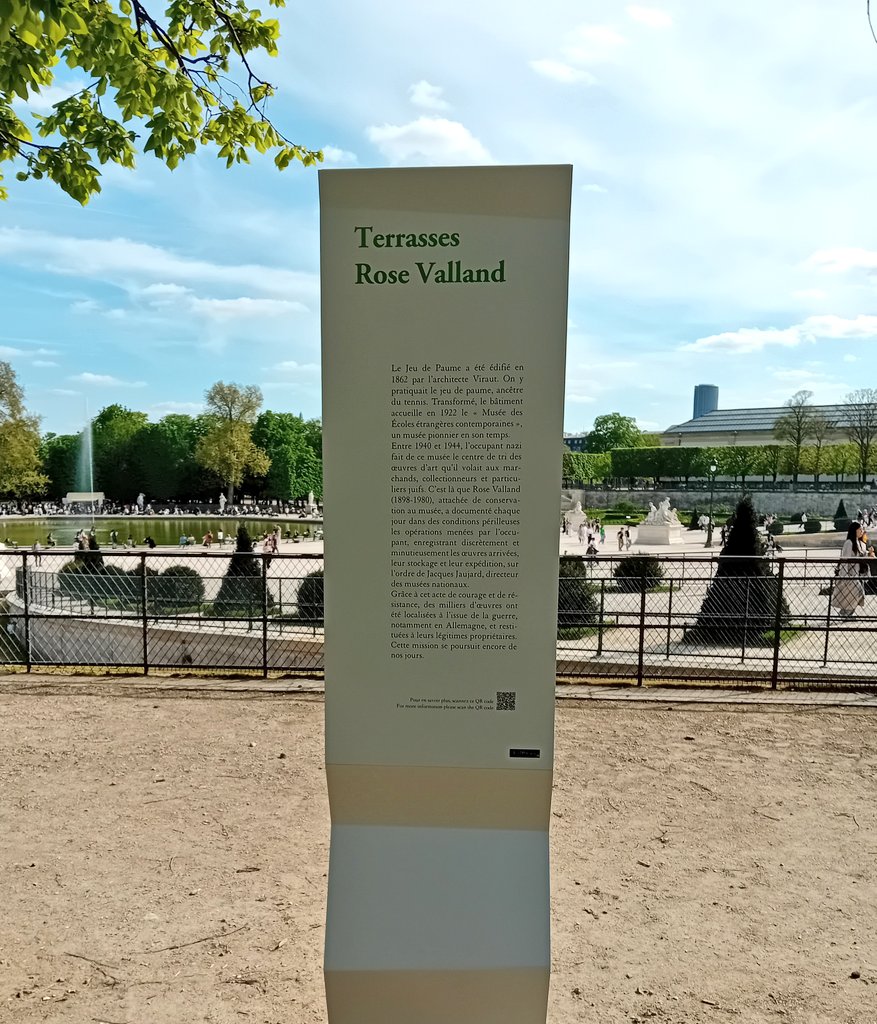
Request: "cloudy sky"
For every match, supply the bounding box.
[4,0,877,435]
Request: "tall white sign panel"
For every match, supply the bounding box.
[321,165,571,1024]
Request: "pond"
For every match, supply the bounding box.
[0,516,321,550]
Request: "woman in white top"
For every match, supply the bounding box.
[832,522,867,618]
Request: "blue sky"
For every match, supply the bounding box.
[3,0,877,436]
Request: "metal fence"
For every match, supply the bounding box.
[0,549,325,676]
[2,549,876,688]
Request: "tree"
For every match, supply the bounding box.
[137,413,208,499]
[824,443,857,485]
[0,0,321,203]
[214,524,272,616]
[717,445,760,488]
[195,381,269,502]
[843,388,877,484]
[585,413,644,453]
[773,390,816,482]
[92,403,148,499]
[251,410,322,500]
[0,361,47,496]
[685,495,789,646]
[807,409,833,488]
[40,432,79,498]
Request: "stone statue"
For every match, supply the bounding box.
[136,492,145,510]
[644,501,658,524]
[564,501,587,534]
[656,498,682,526]
[219,493,227,511]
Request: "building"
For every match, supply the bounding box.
[563,432,588,452]
[661,387,852,447]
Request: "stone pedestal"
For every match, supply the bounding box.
[635,524,685,546]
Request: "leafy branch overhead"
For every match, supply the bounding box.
[0,0,321,203]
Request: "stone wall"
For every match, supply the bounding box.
[562,488,874,519]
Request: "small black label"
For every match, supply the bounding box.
[509,748,541,759]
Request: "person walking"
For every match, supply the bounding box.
[624,527,632,551]
[617,527,624,552]
[832,522,868,619]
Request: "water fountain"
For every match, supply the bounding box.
[65,411,104,514]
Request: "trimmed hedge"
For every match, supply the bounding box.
[767,521,785,535]
[558,556,598,638]
[803,519,823,533]
[297,569,324,624]
[613,554,665,593]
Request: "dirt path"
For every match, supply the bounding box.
[1,691,875,1023]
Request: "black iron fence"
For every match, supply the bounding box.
[2,550,876,689]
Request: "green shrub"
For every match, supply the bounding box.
[803,519,822,533]
[59,561,133,602]
[153,565,205,610]
[613,554,665,593]
[789,512,804,524]
[834,499,850,533]
[557,556,598,638]
[767,521,785,535]
[297,569,324,624]
[214,526,273,616]
[612,500,639,514]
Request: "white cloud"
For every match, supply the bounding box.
[685,313,877,353]
[566,393,596,404]
[806,247,877,274]
[564,24,628,63]
[626,5,673,29]
[149,401,204,416]
[189,297,307,320]
[0,227,317,301]
[32,360,58,368]
[71,299,101,314]
[0,344,58,359]
[366,117,491,164]
[322,145,358,164]
[271,360,320,373]
[49,388,80,397]
[803,314,877,338]
[843,354,858,363]
[793,288,827,301]
[581,183,608,193]
[529,59,596,85]
[685,325,805,354]
[71,373,146,387]
[409,80,450,111]
[11,80,87,114]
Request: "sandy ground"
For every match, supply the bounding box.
[1,684,875,1024]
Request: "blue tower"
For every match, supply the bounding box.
[693,384,718,419]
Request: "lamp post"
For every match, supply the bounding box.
[705,462,718,548]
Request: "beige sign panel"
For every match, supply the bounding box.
[321,165,571,1024]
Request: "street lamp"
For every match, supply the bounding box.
[705,462,718,548]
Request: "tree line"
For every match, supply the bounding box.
[0,364,322,503]
[563,442,870,489]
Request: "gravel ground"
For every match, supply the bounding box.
[1,683,875,1023]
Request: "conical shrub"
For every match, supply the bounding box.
[685,495,789,646]
[214,526,273,616]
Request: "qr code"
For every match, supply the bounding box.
[496,691,516,711]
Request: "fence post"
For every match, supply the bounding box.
[770,558,785,690]
[22,551,31,672]
[636,586,647,686]
[140,552,149,675]
[596,578,605,656]
[664,578,674,659]
[823,576,833,667]
[261,555,269,679]
[740,578,750,665]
